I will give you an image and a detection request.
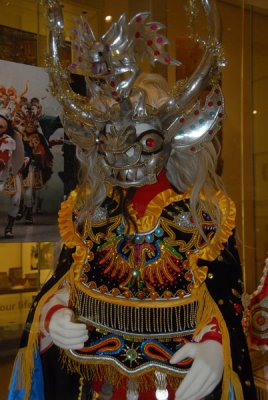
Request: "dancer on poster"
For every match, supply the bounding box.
[0,88,24,238]
[13,96,54,224]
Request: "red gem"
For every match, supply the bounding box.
[164,56,171,63]
[151,23,158,30]
[146,138,155,147]
[233,303,243,314]
[194,110,200,115]
[179,117,185,123]
[136,16,142,23]
[217,101,222,106]
[154,50,160,56]
[157,37,163,44]
[135,32,141,38]
[218,113,223,118]
[190,146,196,152]
[215,88,220,94]
[147,40,153,46]
[110,81,115,87]
[111,91,118,97]
[208,101,214,107]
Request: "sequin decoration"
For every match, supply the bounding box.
[91,206,107,223]
[174,212,195,229]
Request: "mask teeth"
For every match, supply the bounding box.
[91,61,109,76]
[126,168,137,182]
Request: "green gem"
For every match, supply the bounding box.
[132,270,139,277]
[126,349,137,361]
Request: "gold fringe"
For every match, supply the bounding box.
[11,271,71,399]
[60,350,181,392]
[194,283,244,400]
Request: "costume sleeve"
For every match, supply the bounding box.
[199,231,257,400]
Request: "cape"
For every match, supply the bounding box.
[8,178,257,400]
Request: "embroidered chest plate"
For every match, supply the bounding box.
[73,195,216,301]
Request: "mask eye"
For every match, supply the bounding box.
[140,130,164,154]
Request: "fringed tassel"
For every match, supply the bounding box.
[194,283,244,400]
[126,379,139,400]
[7,348,27,396]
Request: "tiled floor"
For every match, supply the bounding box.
[0,212,60,243]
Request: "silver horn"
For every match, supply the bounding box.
[160,0,224,149]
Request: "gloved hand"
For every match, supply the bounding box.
[49,308,89,350]
[170,340,223,400]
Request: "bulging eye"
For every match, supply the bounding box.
[140,130,164,154]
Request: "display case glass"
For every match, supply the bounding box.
[0,242,55,353]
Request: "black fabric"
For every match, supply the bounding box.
[41,345,82,400]
[203,381,222,400]
[201,232,257,400]
[20,245,76,348]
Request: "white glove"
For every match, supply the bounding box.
[170,340,223,400]
[49,308,89,350]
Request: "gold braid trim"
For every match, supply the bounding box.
[58,191,87,302]
[9,271,70,399]
[58,190,82,248]
[198,191,236,261]
[194,283,244,400]
[60,350,182,391]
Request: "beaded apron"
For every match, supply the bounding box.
[60,189,224,378]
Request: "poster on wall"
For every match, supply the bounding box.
[0,60,64,242]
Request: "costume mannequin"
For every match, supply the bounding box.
[8,1,256,400]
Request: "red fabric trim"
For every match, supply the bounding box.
[199,317,222,344]
[44,304,66,333]
[200,332,222,345]
[131,170,172,218]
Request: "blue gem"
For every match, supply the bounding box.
[209,111,215,117]
[190,124,195,130]
[145,234,154,243]
[132,270,139,277]
[117,225,125,234]
[155,228,164,237]
[134,235,144,244]
[199,118,205,124]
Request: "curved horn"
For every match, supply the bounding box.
[160,0,223,144]
[101,14,129,53]
[43,0,108,126]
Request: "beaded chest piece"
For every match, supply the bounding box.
[63,187,218,377]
